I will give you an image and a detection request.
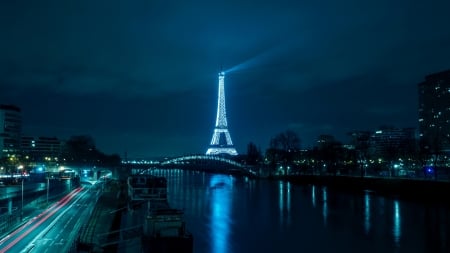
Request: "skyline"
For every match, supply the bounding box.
[1,0,450,158]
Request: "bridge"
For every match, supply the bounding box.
[126,155,257,177]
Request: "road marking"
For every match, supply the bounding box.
[0,188,83,253]
[21,189,88,253]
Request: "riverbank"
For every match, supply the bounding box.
[277,174,450,204]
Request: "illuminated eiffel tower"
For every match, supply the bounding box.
[206,71,238,156]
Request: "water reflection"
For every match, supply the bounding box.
[209,175,233,253]
[287,182,291,214]
[364,192,371,234]
[322,186,328,226]
[393,200,401,246]
[279,181,284,223]
[136,169,450,253]
[278,181,292,225]
[311,185,316,208]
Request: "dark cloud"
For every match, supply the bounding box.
[1,0,450,157]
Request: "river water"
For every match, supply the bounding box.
[146,169,449,253]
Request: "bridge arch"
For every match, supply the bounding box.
[156,155,259,176]
[161,155,244,168]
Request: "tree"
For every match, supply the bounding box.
[269,130,301,151]
[266,130,301,175]
[64,135,97,165]
[246,142,262,165]
[64,135,121,167]
[316,135,343,176]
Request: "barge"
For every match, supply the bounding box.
[128,175,193,253]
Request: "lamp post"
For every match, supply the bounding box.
[47,177,49,205]
[21,178,24,221]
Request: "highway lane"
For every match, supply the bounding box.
[27,187,98,253]
[0,186,98,253]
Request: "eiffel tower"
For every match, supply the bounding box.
[206,71,238,156]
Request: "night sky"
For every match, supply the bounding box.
[1,1,450,158]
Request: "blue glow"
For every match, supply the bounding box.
[393,200,401,246]
[311,185,316,208]
[209,175,233,253]
[287,182,291,214]
[279,181,284,215]
[364,192,371,235]
[322,187,328,226]
[278,181,292,225]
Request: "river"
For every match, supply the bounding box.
[146,169,449,253]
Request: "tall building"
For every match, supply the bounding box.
[418,69,450,153]
[370,126,416,158]
[206,71,238,156]
[348,130,371,153]
[0,104,22,159]
[21,136,64,162]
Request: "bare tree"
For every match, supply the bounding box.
[266,130,301,175]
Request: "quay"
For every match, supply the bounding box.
[284,174,450,203]
[77,175,193,253]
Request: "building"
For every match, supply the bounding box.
[317,134,338,149]
[418,69,450,153]
[0,104,22,159]
[370,126,416,159]
[21,136,64,162]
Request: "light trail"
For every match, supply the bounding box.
[22,187,90,253]
[0,187,83,253]
[0,188,81,246]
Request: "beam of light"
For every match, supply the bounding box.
[224,44,287,74]
[0,187,83,252]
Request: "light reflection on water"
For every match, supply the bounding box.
[364,191,371,234]
[322,186,328,226]
[278,181,292,225]
[311,185,316,207]
[279,181,283,224]
[393,200,401,246]
[209,175,233,253]
[143,169,449,253]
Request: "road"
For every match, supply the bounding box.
[0,186,97,253]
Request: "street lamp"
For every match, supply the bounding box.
[47,177,49,205]
[21,178,24,221]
